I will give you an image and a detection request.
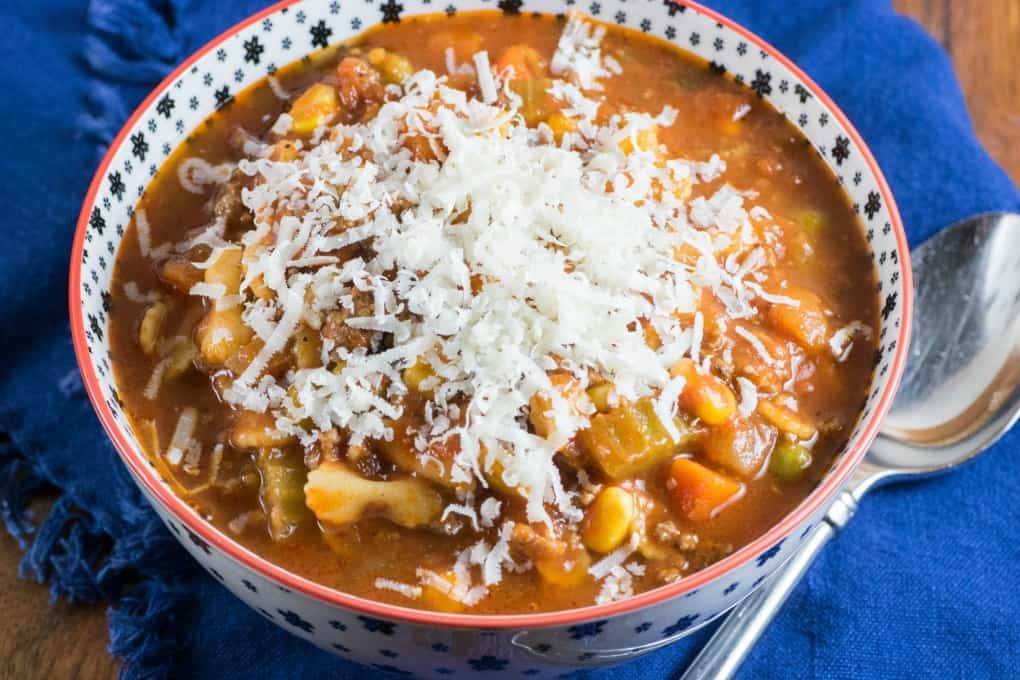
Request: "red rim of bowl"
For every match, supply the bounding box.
[69,0,913,630]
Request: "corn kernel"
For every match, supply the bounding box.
[586,382,618,413]
[402,359,436,396]
[619,126,659,155]
[545,113,577,142]
[582,486,636,553]
[289,83,340,134]
[536,549,591,587]
[367,47,414,84]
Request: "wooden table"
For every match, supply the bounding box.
[2,2,1016,678]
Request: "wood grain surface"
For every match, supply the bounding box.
[1,2,1016,678]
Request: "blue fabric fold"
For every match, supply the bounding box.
[0,0,1017,678]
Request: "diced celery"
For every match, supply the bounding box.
[578,397,689,479]
[256,448,310,541]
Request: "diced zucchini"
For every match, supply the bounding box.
[511,78,553,126]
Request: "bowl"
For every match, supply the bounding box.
[69,0,912,676]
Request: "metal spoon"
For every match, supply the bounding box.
[681,212,1020,680]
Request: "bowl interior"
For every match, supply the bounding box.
[71,0,911,625]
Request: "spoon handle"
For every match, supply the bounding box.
[679,491,859,680]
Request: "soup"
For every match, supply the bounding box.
[108,11,878,613]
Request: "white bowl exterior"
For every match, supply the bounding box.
[76,0,909,676]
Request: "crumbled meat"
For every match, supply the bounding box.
[159,255,204,294]
[654,521,700,552]
[655,563,690,583]
[353,449,386,479]
[322,288,376,351]
[316,428,344,462]
[511,523,568,562]
[211,171,253,232]
[334,57,385,118]
[346,441,370,463]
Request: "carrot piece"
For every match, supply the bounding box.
[495,45,547,81]
[766,286,829,353]
[669,358,737,426]
[667,458,742,522]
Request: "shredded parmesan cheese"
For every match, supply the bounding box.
[473,51,497,104]
[191,16,815,606]
[829,321,872,362]
[178,158,233,194]
[374,578,423,600]
[736,376,758,417]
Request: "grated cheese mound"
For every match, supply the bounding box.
[551,12,616,91]
[204,17,827,603]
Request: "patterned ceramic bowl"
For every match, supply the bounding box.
[70,0,912,676]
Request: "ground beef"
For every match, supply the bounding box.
[322,288,376,351]
[210,171,253,232]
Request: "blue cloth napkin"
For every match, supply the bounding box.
[2,0,1018,678]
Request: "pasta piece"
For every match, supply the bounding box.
[197,307,253,366]
[529,371,592,443]
[289,83,340,134]
[231,410,296,449]
[292,323,323,369]
[305,461,444,529]
[366,47,414,84]
[376,428,470,491]
[204,248,243,294]
[165,338,198,379]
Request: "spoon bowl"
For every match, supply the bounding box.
[682,211,1020,680]
[871,212,1020,475]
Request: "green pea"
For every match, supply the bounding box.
[770,441,813,481]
